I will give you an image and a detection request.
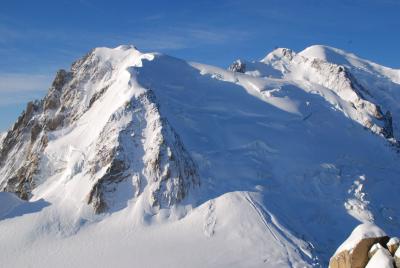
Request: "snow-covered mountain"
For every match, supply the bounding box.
[0,44,399,268]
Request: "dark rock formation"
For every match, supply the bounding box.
[228,60,246,73]
[383,111,394,139]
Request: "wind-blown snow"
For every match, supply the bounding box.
[1,44,400,268]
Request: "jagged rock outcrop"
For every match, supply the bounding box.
[87,91,199,213]
[0,100,46,199]
[383,111,394,139]
[228,60,246,73]
[0,65,83,199]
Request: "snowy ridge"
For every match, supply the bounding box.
[1,45,400,267]
[299,45,400,84]
[231,45,399,141]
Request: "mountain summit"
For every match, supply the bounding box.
[0,45,400,267]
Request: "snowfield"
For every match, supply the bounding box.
[0,45,400,267]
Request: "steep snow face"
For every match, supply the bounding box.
[1,45,400,268]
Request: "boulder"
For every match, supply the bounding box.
[228,60,246,73]
[387,237,400,255]
[330,237,390,268]
[329,223,389,268]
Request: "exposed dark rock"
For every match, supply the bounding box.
[4,135,48,200]
[30,121,42,142]
[277,48,295,61]
[374,105,384,120]
[382,111,394,139]
[44,96,60,111]
[71,50,94,73]
[44,69,71,111]
[88,159,129,213]
[52,69,70,91]
[46,114,65,131]
[0,101,40,166]
[88,85,110,108]
[228,60,246,73]
[0,68,70,197]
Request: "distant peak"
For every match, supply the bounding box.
[92,45,142,57]
[261,47,295,63]
[299,45,348,62]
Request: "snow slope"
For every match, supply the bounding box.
[1,45,400,267]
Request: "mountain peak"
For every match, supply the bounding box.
[299,45,359,66]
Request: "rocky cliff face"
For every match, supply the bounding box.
[0,46,200,213]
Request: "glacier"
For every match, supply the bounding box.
[0,44,399,267]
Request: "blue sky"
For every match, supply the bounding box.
[0,0,399,131]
